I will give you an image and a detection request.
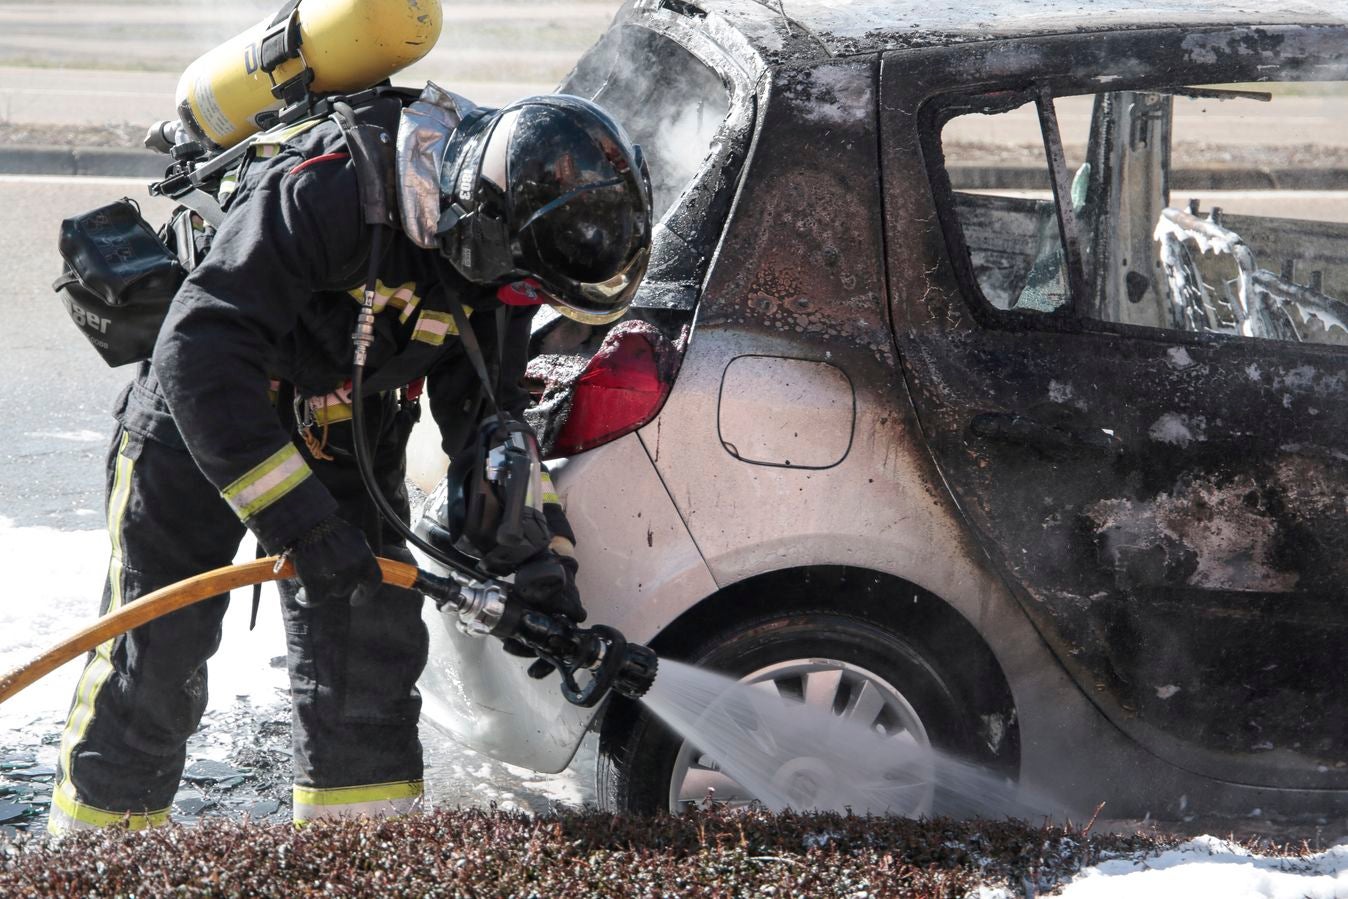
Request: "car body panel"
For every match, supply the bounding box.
[880,25,1348,792]
[419,433,718,773]
[716,355,856,469]
[689,0,1344,60]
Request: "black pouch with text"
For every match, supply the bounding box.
[54,198,185,367]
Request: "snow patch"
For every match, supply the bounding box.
[802,830,845,849]
[0,520,288,741]
[1048,380,1074,403]
[1165,347,1195,370]
[1058,837,1348,898]
[1273,365,1318,392]
[797,65,873,127]
[1155,685,1181,700]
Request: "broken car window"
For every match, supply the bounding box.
[938,81,1348,346]
[938,94,1095,315]
[561,24,732,223]
[1150,82,1348,344]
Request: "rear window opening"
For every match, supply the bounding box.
[563,23,733,223]
[524,18,754,457]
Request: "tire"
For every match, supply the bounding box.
[596,610,990,815]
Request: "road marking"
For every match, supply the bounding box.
[0,175,154,187]
[1,87,169,99]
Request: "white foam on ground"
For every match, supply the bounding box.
[1058,836,1347,897]
[21,430,106,443]
[0,519,288,742]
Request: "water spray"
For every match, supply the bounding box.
[0,556,1049,820]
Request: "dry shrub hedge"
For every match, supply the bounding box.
[0,807,1171,897]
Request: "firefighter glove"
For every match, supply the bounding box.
[512,549,585,624]
[503,544,585,676]
[289,515,383,608]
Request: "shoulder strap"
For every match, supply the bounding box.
[330,99,399,230]
[434,256,501,416]
[173,188,226,229]
[354,230,501,415]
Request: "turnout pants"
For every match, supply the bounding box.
[50,388,429,833]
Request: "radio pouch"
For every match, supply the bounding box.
[54,198,186,367]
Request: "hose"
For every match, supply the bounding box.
[0,556,420,707]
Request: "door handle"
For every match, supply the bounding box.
[968,411,1120,455]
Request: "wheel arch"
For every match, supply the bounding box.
[603,564,1021,775]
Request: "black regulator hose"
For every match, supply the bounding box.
[351,348,657,704]
[347,229,482,582]
[349,358,484,580]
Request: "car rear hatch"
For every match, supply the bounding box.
[525,0,761,460]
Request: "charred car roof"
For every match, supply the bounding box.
[635,0,1348,62]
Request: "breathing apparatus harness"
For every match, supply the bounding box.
[347,228,656,706]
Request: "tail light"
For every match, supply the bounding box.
[550,323,677,457]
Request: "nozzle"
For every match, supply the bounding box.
[547,623,656,708]
[411,565,658,708]
[613,640,658,700]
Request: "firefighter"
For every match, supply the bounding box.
[49,84,652,833]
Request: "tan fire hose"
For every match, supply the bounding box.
[0,556,420,706]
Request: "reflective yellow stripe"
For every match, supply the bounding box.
[411,310,455,346]
[397,288,423,323]
[346,280,420,318]
[218,167,240,204]
[254,117,324,147]
[312,400,352,426]
[218,118,324,204]
[221,444,312,519]
[293,780,424,823]
[303,386,354,427]
[49,787,169,833]
[540,469,560,506]
[53,431,137,834]
[294,780,423,807]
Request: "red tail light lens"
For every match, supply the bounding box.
[551,326,674,457]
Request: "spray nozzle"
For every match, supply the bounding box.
[411,568,657,707]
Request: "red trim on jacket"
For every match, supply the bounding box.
[288,152,350,176]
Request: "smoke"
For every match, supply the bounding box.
[563,23,734,221]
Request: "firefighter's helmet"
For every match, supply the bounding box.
[437,95,652,325]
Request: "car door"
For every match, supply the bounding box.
[880,25,1348,789]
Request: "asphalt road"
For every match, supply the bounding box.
[0,175,173,529]
[0,67,558,127]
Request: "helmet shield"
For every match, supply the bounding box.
[436,95,652,325]
[396,82,485,249]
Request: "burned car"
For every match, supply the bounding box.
[415,0,1348,820]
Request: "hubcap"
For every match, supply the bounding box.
[668,658,933,814]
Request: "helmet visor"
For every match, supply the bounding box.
[515,173,651,324]
[532,242,649,325]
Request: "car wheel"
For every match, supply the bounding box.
[597,611,988,815]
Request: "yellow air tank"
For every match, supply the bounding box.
[175,0,442,151]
